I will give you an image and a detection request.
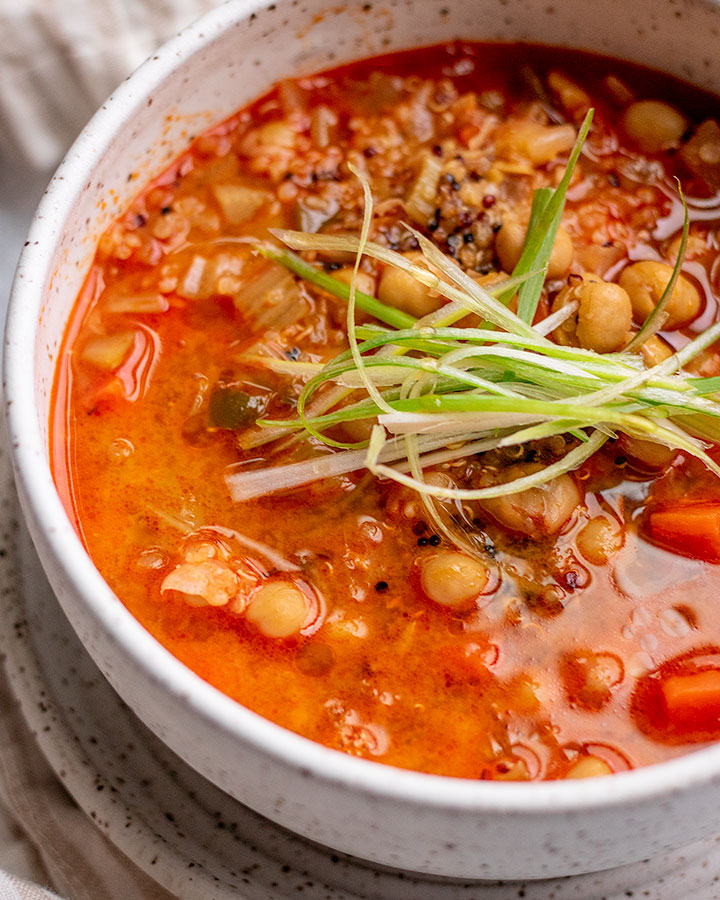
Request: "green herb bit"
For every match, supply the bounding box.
[209,387,267,430]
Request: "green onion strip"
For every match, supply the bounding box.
[625,180,690,352]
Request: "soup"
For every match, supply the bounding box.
[52,42,720,781]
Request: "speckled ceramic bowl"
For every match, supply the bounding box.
[7,0,720,881]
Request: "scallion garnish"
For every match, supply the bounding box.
[227,109,720,545]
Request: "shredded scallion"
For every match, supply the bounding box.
[226,108,720,551]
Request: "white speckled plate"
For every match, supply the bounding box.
[1,439,720,900]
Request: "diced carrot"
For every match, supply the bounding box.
[661,669,720,731]
[649,505,720,562]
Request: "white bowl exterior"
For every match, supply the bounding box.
[8,0,720,880]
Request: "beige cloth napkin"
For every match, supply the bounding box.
[0,0,219,169]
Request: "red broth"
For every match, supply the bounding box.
[52,43,720,780]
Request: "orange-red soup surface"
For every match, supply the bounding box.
[52,43,720,781]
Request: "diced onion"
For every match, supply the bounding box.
[80,331,136,370]
[102,291,169,314]
[405,152,443,225]
[212,183,272,225]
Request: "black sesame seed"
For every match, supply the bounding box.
[160,206,172,215]
[363,146,378,158]
[417,537,429,547]
[375,581,389,592]
[431,144,443,157]
[429,534,441,546]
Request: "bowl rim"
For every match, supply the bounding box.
[7,0,720,817]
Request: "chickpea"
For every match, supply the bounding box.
[496,120,577,166]
[332,267,376,299]
[246,580,310,638]
[576,516,624,566]
[565,756,613,779]
[617,434,676,474]
[582,654,624,697]
[573,241,624,278]
[562,650,624,710]
[574,282,632,353]
[619,260,702,329]
[479,464,581,536]
[637,333,674,368]
[622,100,687,153]
[377,252,443,318]
[667,232,708,263]
[552,274,632,353]
[420,552,489,607]
[494,220,525,272]
[548,71,591,117]
[496,220,573,279]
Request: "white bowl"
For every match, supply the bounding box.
[7,0,720,881]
